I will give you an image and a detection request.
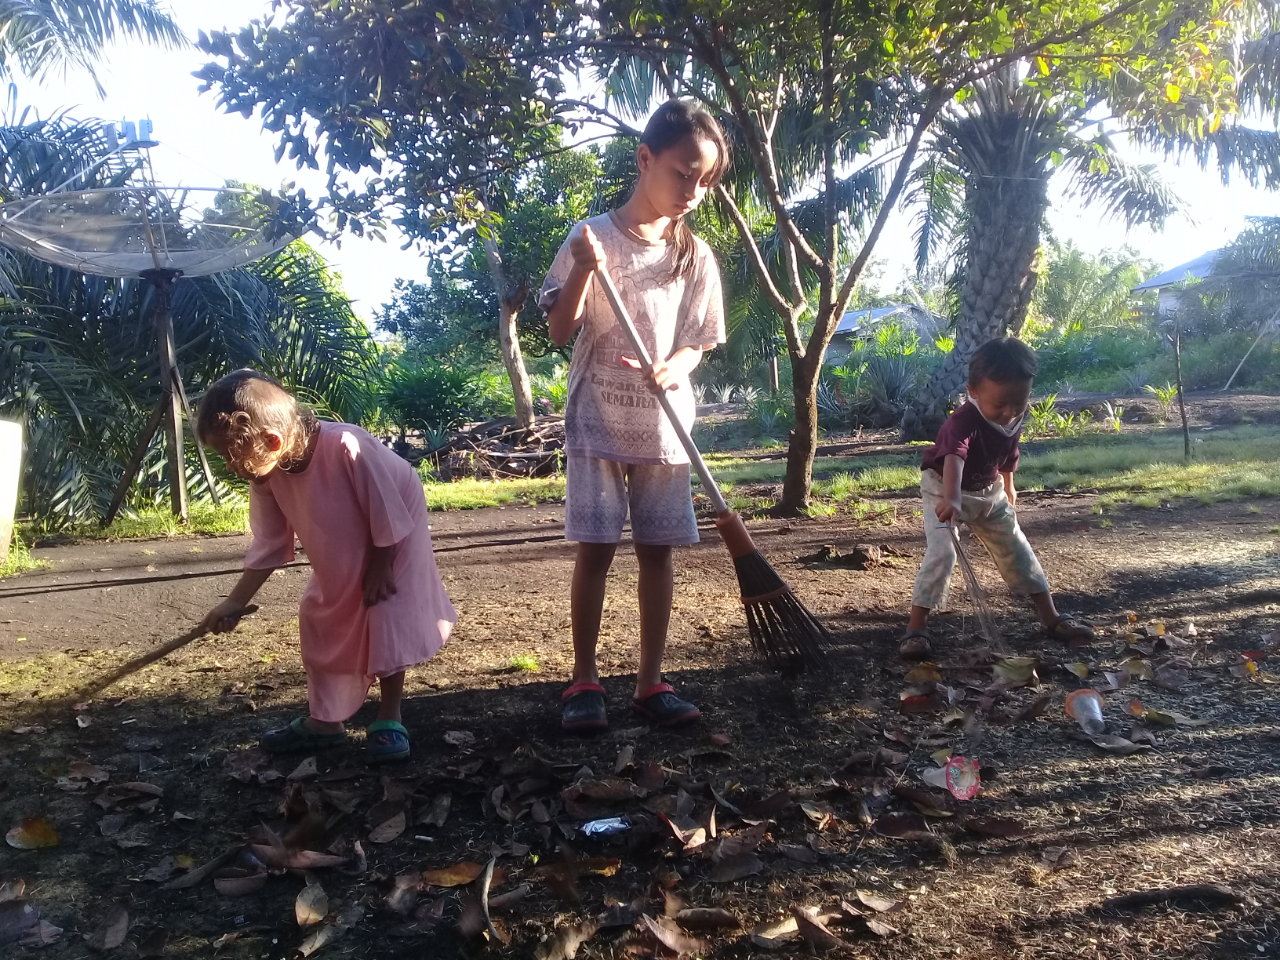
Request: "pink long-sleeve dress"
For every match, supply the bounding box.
[244,421,456,721]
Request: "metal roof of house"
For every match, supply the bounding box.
[1132,250,1219,291]
[833,304,919,335]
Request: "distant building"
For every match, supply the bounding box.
[1131,249,1219,318]
[825,304,948,364]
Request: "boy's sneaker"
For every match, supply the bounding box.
[899,630,934,660]
[561,682,608,733]
[632,683,700,727]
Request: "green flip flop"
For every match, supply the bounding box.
[366,719,411,763]
[261,717,349,754]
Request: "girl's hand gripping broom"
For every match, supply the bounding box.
[594,264,832,671]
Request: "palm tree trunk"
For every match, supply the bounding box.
[900,175,1047,441]
[479,234,535,428]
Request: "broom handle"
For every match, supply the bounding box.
[73,604,258,701]
[594,266,730,515]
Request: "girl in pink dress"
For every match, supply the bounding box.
[196,370,456,762]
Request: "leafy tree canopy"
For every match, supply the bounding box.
[376,143,601,363]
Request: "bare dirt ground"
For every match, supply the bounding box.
[2,400,1279,959]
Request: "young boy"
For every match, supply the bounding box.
[901,337,1093,659]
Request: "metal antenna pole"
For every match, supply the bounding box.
[143,268,188,521]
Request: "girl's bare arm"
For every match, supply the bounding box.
[548,225,606,346]
[547,264,594,346]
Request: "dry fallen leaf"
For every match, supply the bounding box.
[0,880,24,904]
[247,844,348,871]
[212,869,267,896]
[962,816,1030,839]
[288,757,319,781]
[535,920,597,960]
[854,890,900,913]
[750,916,800,950]
[1081,733,1152,755]
[993,656,1039,687]
[422,861,508,888]
[419,793,451,828]
[873,812,930,839]
[141,857,178,883]
[564,778,646,802]
[0,901,39,945]
[641,915,705,956]
[709,852,764,882]
[791,906,846,952]
[297,901,363,957]
[137,928,167,958]
[1040,846,1078,872]
[6,818,58,850]
[296,880,328,927]
[22,919,62,947]
[1065,662,1089,679]
[800,801,836,830]
[83,905,128,951]
[369,810,407,844]
[676,907,740,931]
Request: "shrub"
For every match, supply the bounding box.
[380,360,481,432]
[531,365,570,415]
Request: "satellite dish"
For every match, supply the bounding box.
[0,185,298,278]
[0,131,311,524]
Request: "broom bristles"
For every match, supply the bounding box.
[951,528,1002,647]
[732,550,833,671]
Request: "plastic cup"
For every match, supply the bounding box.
[1065,689,1106,735]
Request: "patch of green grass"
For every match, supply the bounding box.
[1,535,50,578]
[1016,426,1280,507]
[508,654,540,672]
[424,477,565,511]
[27,500,251,543]
[701,424,1280,511]
[700,452,920,494]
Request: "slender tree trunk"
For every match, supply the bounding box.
[900,174,1048,441]
[479,233,535,428]
[769,350,779,394]
[1173,317,1190,460]
[781,351,822,511]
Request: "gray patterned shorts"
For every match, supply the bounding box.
[565,455,700,545]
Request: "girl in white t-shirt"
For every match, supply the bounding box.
[540,100,728,733]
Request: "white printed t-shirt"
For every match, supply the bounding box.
[538,212,725,465]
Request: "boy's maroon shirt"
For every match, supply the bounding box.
[920,401,1022,490]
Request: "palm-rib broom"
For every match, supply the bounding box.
[595,265,831,671]
[67,605,258,705]
[949,526,1003,648]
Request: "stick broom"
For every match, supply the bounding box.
[595,265,832,671]
[70,605,258,704]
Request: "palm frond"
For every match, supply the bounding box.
[1061,134,1180,229]
[1134,122,1280,191]
[1240,30,1280,122]
[905,154,964,275]
[0,0,185,92]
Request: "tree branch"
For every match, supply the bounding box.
[715,182,803,354]
[950,0,1151,93]
[817,0,838,331]
[826,89,950,352]
[688,23,825,271]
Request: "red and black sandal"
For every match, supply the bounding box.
[632,683,700,728]
[561,681,608,733]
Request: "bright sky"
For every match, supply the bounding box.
[14,0,1280,321]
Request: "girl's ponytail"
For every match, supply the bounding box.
[638,100,730,282]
